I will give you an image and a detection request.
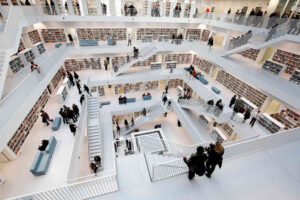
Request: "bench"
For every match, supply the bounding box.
[79,40,98,46]
[30,136,57,176]
[211,86,221,94]
[107,39,116,45]
[198,76,209,85]
[127,98,136,103]
[100,101,111,106]
[184,67,190,72]
[55,43,62,48]
[51,117,61,131]
[143,95,152,101]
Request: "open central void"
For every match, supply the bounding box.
[0,1,299,200]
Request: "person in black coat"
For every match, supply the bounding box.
[68,34,74,46]
[72,104,80,118]
[59,108,68,124]
[183,146,208,180]
[68,109,77,122]
[68,71,75,86]
[243,108,251,123]
[165,85,169,94]
[73,71,79,80]
[69,122,77,136]
[76,80,82,94]
[229,95,237,108]
[207,36,214,50]
[163,96,168,105]
[142,108,147,116]
[124,119,129,129]
[80,94,85,105]
[84,84,92,97]
[205,142,224,178]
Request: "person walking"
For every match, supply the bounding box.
[50,0,57,15]
[68,34,74,46]
[68,71,75,86]
[73,71,79,80]
[45,1,51,15]
[142,108,147,117]
[84,84,92,97]
[183,146,208,180]
[205,142,224,178]
[127,34,132,46]
[69,122,77,136]
[76,80,82,94]
[243,108,251,123]
[80,94,85,105]
[31,62,41,73]
[162,95,168,105]
[104,59,109,71]
[41,110,53,126]
[229,95,236,108]
[59,108,68,124]
[167,101,171,109]
[207,36,214,50]
[68,109,77,122]
[131,117,134,127]
[165,85,169,94]
[249,110,261,127]
[72,104,80,118]
[124,119,129,130]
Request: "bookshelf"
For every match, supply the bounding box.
[166,61,177,69]
[56,85,69,103]
[199,115,213,128]
[192,55,212,75]
[141,35,154,43]
[289,70,300,85]
[64,58,102,71]
[28,30,42,45]
[150,62,162,70]
[7,89,50,154]
[91,86,105,96]
[114,113,134,125]
[168,79,183,88]
[18,39,25,52]
[165,54,193,64]
[185,29,201,40]
[143,0,148,15]
[216,70,267,108]
[158,35,170,42]
[41,29,67,43]
[19,48,35,63]
[261,60,286,76]
[272,49,300,75]
[136,28,178,40]
[238,48,261,61]
[0,0,8,5]
[240,97,258,111]
[270,108,300,130]
[201,30,210,42]
[165,2,171,17]
[114,81,159,94]
[133,55,157,67]
[258,113,285,133]
[51,67,65,89]
[76,28,127,41]
[33,42,46,56]
[9,56,25,74]
[217,123,235,138]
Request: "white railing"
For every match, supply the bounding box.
[67,99,87,181]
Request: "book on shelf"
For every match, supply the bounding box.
[238,48,260,61]
[270,108,300,129]
[258,113,285,134]
[261,59,286,76]
[137,28,178,40]
[192,55,212,75]
[9,56,25,75]
[64,58,102,71]
[272,49,300,75]
[186,29,201,40]
[289,70,300,85]
[77,28,127,41]
[19,48,36,63]
[41,29,67,43]
[51,67,65,89]
[28,30,42,45]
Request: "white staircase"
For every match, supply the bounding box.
[87,93,102,163]
[120,103,167,135]
[112,45,158,76]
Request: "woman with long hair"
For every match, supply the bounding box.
[205,142,224,178]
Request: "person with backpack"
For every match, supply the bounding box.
[183,146,208,180]
[207,36,214,50]
[205,142,224,178]
[80,94,85,105]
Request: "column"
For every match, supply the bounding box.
[147,0,152,17]
[67,0,75,15]
[169,2,175,18]
[190,0,196,18]
[266,0,280,14]
[109,0,116,16]
[160,0,164,17]
[79,0,89,16]
[95,0,102,16]
[180,3,185,18]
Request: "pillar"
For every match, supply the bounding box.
[147,0,152,17]
[160,0,164,17]
[95,0,103,16]
[180,3,185,18]
[109,0,116,16]
[266,0,280,14]
[190,0,196,18]
[67,0,75,15]
[169,2,175,18]
[79,0,89,16]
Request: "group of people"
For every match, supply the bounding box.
[229,95,261,127]
[183,142,224,180]
[228,30,252,50]
[171,33,183,44]
[151,5,160,17]
[173,5,182,18]
[124,4,137,16]
[206,99,224,116]
[89,155,101,175]
[43,0,58,15]
[118,96,128,105]
[133,47,139,59]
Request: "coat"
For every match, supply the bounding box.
[184,152,208,176]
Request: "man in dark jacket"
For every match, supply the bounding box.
[205,143,224,178]
[183,146,208,180]
[72,104,80,118]
[69,122,77,136]
[41,110,53,126]
[229,95,237,108]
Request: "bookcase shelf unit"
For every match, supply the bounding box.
[33,42,46,56]
[289,70,300,85]
[261,60,286,76]
[185,29,201,40]
[77,28,127,41]
[201,30,210,42]
[91,86,105,96]
[114,81,159,94]
[216,70,267,108]
[9,56,25,75]
[238,48,261,61]
[271,108,300,130]
[64,57,102,71]
[136,28,178,40]
[150,62,162,70]
[258,113,285,134]
[41,29,67,43]
[18,39,25,52]
[192,55,212,75]
[7,89,50,155]
[165,53,193,64]
[19,48,36,64]
[272,49,300,75]
[168,79,184,88]
[51,67,66,89]
[28,30,42,45]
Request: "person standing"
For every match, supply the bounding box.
[229,95,236,108]
[142,108,147,117]
[76,80,82,94]
[80,94,85,105]
[205,142,224,178]
[167,101,172,109]
[68,109,77,122]
[25,0,31,5]
[72,104,80,118]
[165,85,169,94]
[45,1,51,15]
[31,62,41,74]
[84,84,92,97]
[124,119,129,130]
[73,71,79,81]
[207,36,214,50]
[64,2,69,13]
[183,146,208,180]
[59,108,68,124]
[127,34,132,46]
[249,110,261,127]
[163,95,168,105]
[104,59,109,71]
[68,34,74,46]
[41,110,53,126]
[69,122,77,136]
[68,71,75,86]
[243,108,251,123]
[50,0,57,15]
[131,117,134,127]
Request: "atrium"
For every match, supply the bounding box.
[0,0,299,199]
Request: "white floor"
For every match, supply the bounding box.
[92,139,300,200]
